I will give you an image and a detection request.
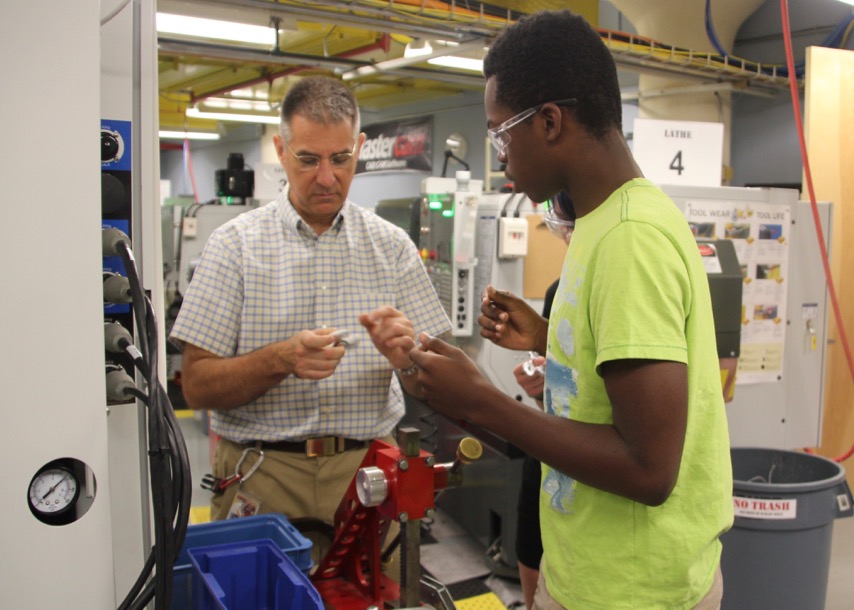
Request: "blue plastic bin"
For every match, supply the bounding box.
[172,514,313,610]
[189,538,323,610]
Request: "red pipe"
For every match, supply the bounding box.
[780,0,854,463]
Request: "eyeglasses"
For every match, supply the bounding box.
[543,200,575,242]
[285,141,358,171]
[487,98,577,157]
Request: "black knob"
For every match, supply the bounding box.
[101,131,120,162]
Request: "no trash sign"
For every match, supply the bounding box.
[733,496,797,519]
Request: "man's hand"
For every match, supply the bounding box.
[408,333,497,424]
[179,327,345,410]
[359,306,417,370]
[479,285,548,354]
[513,356,545,403]
[289,328,347,379]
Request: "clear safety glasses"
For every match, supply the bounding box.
[487,97,577,157]
[286,141,358,172]
[543,199,575,242]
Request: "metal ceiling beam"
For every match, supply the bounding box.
[340,39,485,81]
[620,81,778,101]
[158,37,483,88]
[609,50,791,96]
[168,0,499,41]
[375,66,482,88]
[158,38,364,70]
[160,36,789,99]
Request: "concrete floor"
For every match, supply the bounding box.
[179,413,854,609]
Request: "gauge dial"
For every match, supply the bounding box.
[29,466,79,516]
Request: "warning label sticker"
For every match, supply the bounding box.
[733,496,797,519]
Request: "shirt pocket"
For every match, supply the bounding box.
[325,291,396,408]
[336,291,394,354]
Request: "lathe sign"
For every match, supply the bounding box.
[733,496,797,519]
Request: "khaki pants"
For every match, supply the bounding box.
[210,436,400,577]
[531,560,723,610]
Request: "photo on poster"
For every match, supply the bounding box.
[758,224,783,240]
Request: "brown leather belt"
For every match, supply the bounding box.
[252,436,370,457]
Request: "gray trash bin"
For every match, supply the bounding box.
[720,447,853,610]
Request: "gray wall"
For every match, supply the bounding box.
[160,124,263,202]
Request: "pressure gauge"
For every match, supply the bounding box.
[28,465,80,519]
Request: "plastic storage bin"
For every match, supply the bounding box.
[720,447,853,610]
[189,538,323,610]
[172,514,312,610]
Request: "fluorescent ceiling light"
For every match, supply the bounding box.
[427,56,483,72]
[159,130,221,140]
[404,38,433,58]
[186,108,280,125]
[835,0,854,5]
[156,13,275,45]
[341,39,485,81]
[203,97,274,112]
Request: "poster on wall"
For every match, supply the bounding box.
[357,117,432,174]
[683,199,792,384]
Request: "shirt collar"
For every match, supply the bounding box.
[277,183,348,236]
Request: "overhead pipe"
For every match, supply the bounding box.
[158,38,365,71]
[169,0,501,41]
[183,35,393,104]
[162,33,481,108]
[340,39,485,82]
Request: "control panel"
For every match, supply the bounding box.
[420,175,483,336]
[101,119,136,403]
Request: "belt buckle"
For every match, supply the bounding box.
[305,436,340,457]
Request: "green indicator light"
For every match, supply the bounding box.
[428,201,443,210]
[442,209,454,218]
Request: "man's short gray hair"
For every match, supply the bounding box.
[279,76,360,143]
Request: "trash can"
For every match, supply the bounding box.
[720,447,853,610]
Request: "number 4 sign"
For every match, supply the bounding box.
[632,118,724,187]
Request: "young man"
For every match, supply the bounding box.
[408,10,733,609]
[170,76,450,534]
[512,191,575,610]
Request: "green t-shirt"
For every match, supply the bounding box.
[541,178,733,609]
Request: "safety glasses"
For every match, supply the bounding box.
[487,98,577,156]
[543,197,575,242]
[285,141,358,172]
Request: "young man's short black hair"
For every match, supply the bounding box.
[483,10,622,138]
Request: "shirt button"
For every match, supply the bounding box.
[320,284,327,291]
[320,406,333,414]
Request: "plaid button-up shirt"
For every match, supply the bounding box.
[171,187,451,442]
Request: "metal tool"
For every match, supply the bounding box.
[200,447,264,493]
[311,428,481,610]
